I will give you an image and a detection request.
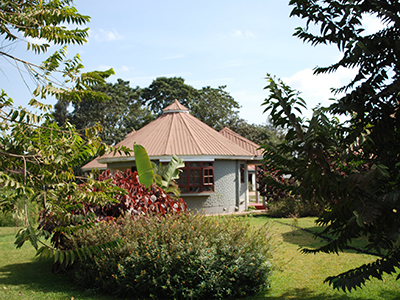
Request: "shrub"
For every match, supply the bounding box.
[38,169,186,249]
[247,205,256,211]
[96,169,187,218]
[72,213,274,299]
[0,189,41,227]
[266,196,324,218]
[257,166,325,217]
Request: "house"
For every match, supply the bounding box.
[82,100,263,214]
[219,126,263,189]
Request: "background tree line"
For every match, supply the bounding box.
[53,76,283,146]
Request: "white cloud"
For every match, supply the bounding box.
[244,30,255,38]
[90,28,123,42]
[231,30,255,38]
[282,67,358,117]
[231,30,242,37]
[121,65,130,72]
[362,14,386,35]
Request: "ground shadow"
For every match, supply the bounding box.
[248,287,400,300]
[280,226,384,257]
[281,226,331,248]
[0,260,114,299]
[251,214,380,257]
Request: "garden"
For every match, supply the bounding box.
[1,0,400,299]
[1,215,399,300]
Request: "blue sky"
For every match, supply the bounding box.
[2,0,381,124]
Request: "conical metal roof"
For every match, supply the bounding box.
[84,100,260,167]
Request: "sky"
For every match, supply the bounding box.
[1,0,381,125]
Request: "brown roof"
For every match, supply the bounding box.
[125,129,136,138]
[82,129,137,171]
[248,165,256,170]
[96,100,260,163]
[81,157,106,171]
[219,127,264,156]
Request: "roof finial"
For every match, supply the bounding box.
[162,99,190,114]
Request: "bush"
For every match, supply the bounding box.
[0,189,41,227]
[38,169,186,249]
[72,213,274,299]
[266,196,324,218]
[0,211,15,227]
[256,166,326,218]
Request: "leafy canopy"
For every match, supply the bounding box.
[0,0,131,265]
[0,0,89,54]
[140,76,241,129]
[261,0,400,292]
[53,79,155,145]
[54,76,247,145]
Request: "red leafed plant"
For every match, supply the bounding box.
[37,169,187,251]
[98,169,187,217]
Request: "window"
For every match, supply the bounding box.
[178,162,214,193]
[240,164,245,183]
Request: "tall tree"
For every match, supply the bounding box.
[262,0,400,291]
[192,85,241,129]
[140,77,242,129]
[140,77,198,116]
[54,79,155,145]
[0,0,129,261]
[216,116,284,146]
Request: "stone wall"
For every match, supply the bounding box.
[183,160,240,214]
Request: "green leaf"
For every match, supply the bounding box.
[33,85,41,97]
[162,155,184,185]
[10,110,19,121]
[133,143,154,188]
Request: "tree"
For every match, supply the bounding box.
[54,79,155,145]
[0,0,129,261]
[216,116,284,146]
[0,0,110,103]
[140,77,242,129]
[262,0,400,291]
[140,77,198,116]
[191,85,241,129]
[0,0,88,54]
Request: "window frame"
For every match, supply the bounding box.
[178,162,214,193]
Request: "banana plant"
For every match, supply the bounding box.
[153,155,185,197]
[133,143,184,196]
[133,143,154,188]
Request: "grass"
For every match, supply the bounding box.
[1,216,399,299]
[245,215,400,300]
[0,227,113,300]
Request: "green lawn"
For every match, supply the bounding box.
[0,216,399,300]
[0,227,112,300]
[246,216,399,300]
